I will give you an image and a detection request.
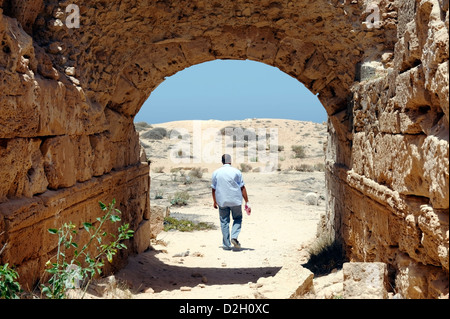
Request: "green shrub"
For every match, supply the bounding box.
[154,190,164,199]
[303,236,346,276]
[292,145,306,158]
[170,191,190,206]
[134,122,152,132]
[141,127,167,140]
[41,199,134,299]
[0,263,21,299]
[163,217,215,232]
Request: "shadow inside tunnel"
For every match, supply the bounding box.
[110,248,281,295]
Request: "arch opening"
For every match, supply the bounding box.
[124,59,331,298]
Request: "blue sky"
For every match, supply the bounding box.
[134,60,327,125]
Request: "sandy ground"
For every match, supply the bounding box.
[76,119,345,299]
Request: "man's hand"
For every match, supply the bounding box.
[245,202,251,215]
[213,202,218,209]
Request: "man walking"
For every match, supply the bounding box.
[211,154,250,250]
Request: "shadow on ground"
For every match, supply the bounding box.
[113,248,281,294]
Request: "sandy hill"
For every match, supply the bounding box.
[135,118,327,174]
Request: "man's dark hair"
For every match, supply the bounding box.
[222,154,232,164]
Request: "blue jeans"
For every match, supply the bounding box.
[218,205,242,249]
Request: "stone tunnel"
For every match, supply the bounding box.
[0,0,448,298]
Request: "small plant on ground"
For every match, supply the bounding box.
[170,191,190,206]
[163,217,215,232]
[303,235,346,276]
[40,199,134,299]
[0,263,21,299]
[141,127,167,140]
[292,145,307,158]
[154,190,164,199]
[134,121,152,132]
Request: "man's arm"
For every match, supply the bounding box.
[212,188,218,209]
[241,186,251,213]
[241,185,249,203]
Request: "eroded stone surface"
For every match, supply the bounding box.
[0,0,448,298]
[343,262,389,299]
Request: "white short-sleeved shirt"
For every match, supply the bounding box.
[211,164,245,207]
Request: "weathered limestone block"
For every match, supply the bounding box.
[74,135,94,182]
[418,0,449,74]
[33,78,69,136]
[0,138,48,202]
[422,135,449,208]
[22,139,48,197]
[0,198,47,265]
[109,130,141,170]
[104,107,134,142]
[179,37,214,66]
[352,127,449,209]
[41,134,115,189]
[352,132,429,197]
[0,13,36,73]
[417,205,449,271]
[394,20,421,72]
[133,220,151,254]
[149,205,170,239]
[396,0,417,39]
[430,61,449,120]
[89,132,114,177]
[0,15,107,138]
[0,16,40,138]
[341,178,401,260]
[256,261,314,299]
[244,27,280,64]
[40,135,77,189]
[395,253,449,299]
[2,0,43,34]
[344,167,448,270]
[393,65,432,114]
[34,77,107,137]
[343,262,389,299]
[109,74,146,118]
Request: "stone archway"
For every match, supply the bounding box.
[0,0,448,298]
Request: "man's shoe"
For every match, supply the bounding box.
[231,238,241,249]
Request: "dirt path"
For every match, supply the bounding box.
[111,171,326,299]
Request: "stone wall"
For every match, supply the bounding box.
[323,0,449,298]
[0,2,151,289]
[0,0,448,298]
